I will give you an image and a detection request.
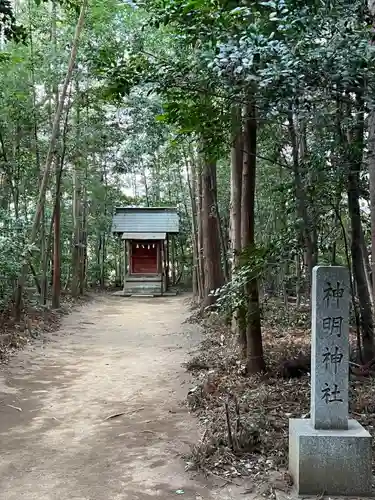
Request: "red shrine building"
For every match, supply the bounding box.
[111,207,179,296]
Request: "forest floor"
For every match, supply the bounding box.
[0,293,250,500]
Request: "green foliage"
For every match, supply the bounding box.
[0,210,26,308]
[34,0,81,14]
[215,245,270,313]
[0,0,27,43]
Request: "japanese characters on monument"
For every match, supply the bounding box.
[310,266,349,430]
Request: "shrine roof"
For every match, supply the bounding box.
[111,207,179,235]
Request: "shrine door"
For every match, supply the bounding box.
[131,241,158,274]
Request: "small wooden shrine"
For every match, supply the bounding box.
[111,207,179,296]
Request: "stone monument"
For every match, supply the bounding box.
[289,266,372,496]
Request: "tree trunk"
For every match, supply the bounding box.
[0,126,13,213]
[152,154,161,204]
[359,223,373,306]
[230,107,243,273]
[288,105,316,296]
[100,237,105,288]
[213,188,229,282]
[241,100,266,374]
[230,107,246,346]
[197,162,205,299]
[296,253,302,307]
[348,92,374,361]
[47,92,71,308]
[80,178,87,294]
[71,77,82,298]
[192,160,204,298]
[52,162,61,308]
[102,160,109,288]
[29,9,46,305]
[185,154,201,298]
[71,163,81,297]
[202,157,224,307]
[368,106,375,318]
[348,175,374,361]
[97,236,102,285]
[368,0,375,340]
[51,1,61,309]
[142,163,150,206]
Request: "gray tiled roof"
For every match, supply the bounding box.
[111,207,179,234]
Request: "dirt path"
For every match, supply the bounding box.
[0,294,245,500]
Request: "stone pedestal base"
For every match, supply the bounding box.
[289,418,372,496]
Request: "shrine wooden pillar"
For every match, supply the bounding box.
[166,234,170,291]
[160,239,164,295]
[123,239,127,289]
